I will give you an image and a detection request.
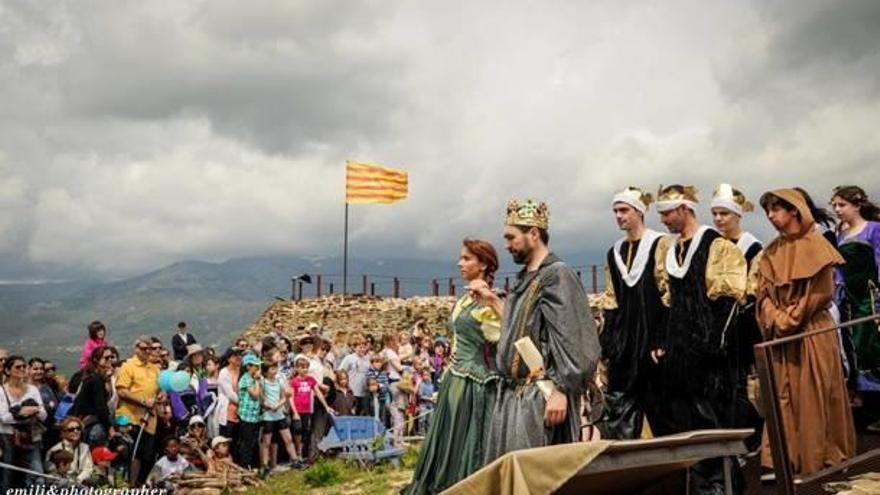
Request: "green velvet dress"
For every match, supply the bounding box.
[403,296,500,495]
[838,239,880,379]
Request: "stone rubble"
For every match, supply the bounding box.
[242,294,457,343]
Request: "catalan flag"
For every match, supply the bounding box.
[345,161,408,204]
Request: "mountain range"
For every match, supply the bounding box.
[0,252,603,374]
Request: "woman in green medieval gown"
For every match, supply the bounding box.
[404,239,502,494]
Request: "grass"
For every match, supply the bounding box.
[249,445,420,495]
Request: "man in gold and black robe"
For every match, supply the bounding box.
[650,185,748,495]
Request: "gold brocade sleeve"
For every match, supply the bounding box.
[654,235,672,307]
[470,306,501,343]
[705,237,748,303]
[594,264,618,311]
[747,250,764,298]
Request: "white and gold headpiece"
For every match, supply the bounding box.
[505,199,549,230]
[710,183,754,216]
[612,187,654,214]
[655,185,699,213]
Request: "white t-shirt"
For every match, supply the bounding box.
[339,353,371,397]
[383,348,402,381]
[153,455,190,480]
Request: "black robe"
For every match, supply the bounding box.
[657,228,738,406]
[601,237,666,394]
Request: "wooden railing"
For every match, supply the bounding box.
[755,313,880,494]
[289,265,603,300]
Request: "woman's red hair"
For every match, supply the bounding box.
[462,238,499,287]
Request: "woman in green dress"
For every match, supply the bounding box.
[831,186,880,426]
[404,238,501,495]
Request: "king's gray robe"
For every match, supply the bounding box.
[484,253,600,462]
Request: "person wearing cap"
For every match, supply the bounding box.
[711,184,765,454]
[180,415,210,471]
[168,344,212,425]
[595,187,667,440]
[481,199,600,462]
[172,322,197,362]
[90,445,118,486]
[206,436,240,474]
[650,185,747,494]
[235,353,262,469]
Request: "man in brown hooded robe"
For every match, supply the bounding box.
[757,188,856,477]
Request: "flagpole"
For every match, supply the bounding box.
[343,202,349,295]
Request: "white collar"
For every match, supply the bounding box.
[735,232,761,255]
[665,225,711,279]
[612,229,664,287]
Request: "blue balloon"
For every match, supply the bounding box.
[158,370,175,392]
[170,371,192,393]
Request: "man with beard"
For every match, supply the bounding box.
[596,187,666,439]
[478,199,600,461]
[651,185,747,494]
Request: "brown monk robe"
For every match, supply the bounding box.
[757,188,855,476]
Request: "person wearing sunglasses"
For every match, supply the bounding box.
[45,416,94,484]
[180,415,210,471]
[71,346,116,447]
[0,356,47,488]
[115,336,161,485]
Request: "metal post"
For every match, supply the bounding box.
[755,344,795,495]
[317,275,323,297]
[343,203,349,295]
[362,275,368,295]
[432,279,439,297]
[298,281,303,300]
[370,283,376,296]
[393,277,400,298]
[591,265,598,293]
[329,283,334,295]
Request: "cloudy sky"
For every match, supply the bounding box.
[1,0,878,281]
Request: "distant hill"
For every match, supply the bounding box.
[0,252,603,374]
[0,255,468,374]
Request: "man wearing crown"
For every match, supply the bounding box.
[595,187,667,440]
[476,199,600,462]
[651,185,748,494]
[711,184,764,454]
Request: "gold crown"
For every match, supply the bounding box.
[712,183,754,212]
[506,199,549,230]
[657,184,699,203]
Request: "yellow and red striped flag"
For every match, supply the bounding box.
[345,161,408,204]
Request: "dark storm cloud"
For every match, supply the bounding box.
[0,0,876,280]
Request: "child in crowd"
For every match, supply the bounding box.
[332,370,357,416]
[417,370,436,434]
[339,334,371,415]
[260,361,305,477]
[431,341,448,382]
[364,377,386,424]
[147,438,192,487]
[206,436,241,474]
[289,354,333,462]
[90,445,119,487]
[366,354,390,410]
[236,353,263,470]
[48,449,77,485]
